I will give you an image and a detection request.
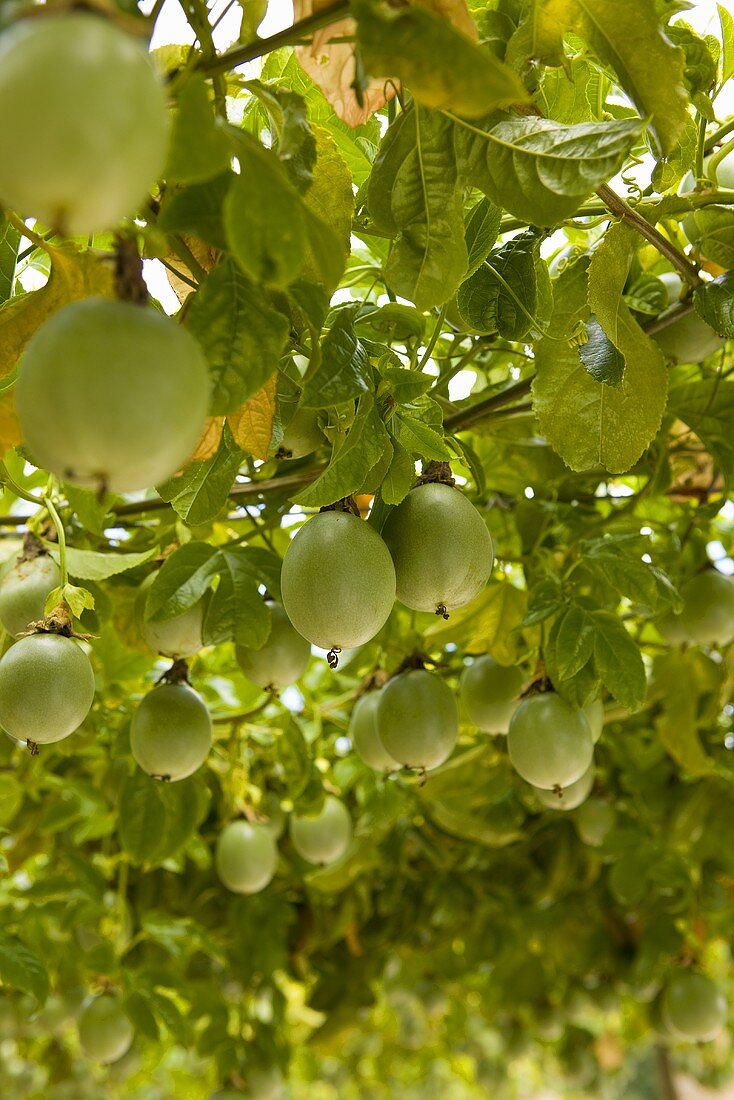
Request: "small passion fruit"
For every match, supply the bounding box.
[130,683,212,781]
[348,691,399,773]
[459,655,524,734]
[290,795,352,866]
[0,553,61,638]
[78,993,134,1065]
[376,668,458,771]
[215,820,278,895]
[507,691,593,790]
[0,633,95,744]
[236,603,311,690]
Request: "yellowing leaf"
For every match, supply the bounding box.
[0,391,21,457]
[301,127,354,293]
[0,244,114,378]
[425,581,527,665]
[227,376,277,460]
[187,417,225,463]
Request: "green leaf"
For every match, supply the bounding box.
[582,537,680,610]
[464,198,503,280]
[118,772,168,864]
[157,426,243,527]
[275,717,312,800]
[396,413,451,462]
[590,609,646,710]
[187,259,289,413]
[249,84,317,192]
[579,317,625,387]
[380,439,416,506]
[0,215,20,304]
[354,0,529,117]
[44,544,157,581]
[293,395,391,508]
[666,23,717,101]
[165,75,233,184]
[668,380,734,480]
[156,777,209,861]
[424,581,526,665]
[146,543,220,621]
[300,307,372,408]
[457,229,540,340]
[693,271,734,337]
[158,172,232,250]
[553,604,596,680]
[455,115,643,226]
[652,650,715,776]
[202,549,271,648]
[300,127,354,293]
[0,935,49,1004]
[224,136,307,288]
[45,582,95,619]
[684,206,734,268]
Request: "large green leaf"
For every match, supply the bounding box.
[457,229,541,339]
[164,74,233,184]
[157,427,243,527]
[293,395,391,507]
[0,935,49,1005]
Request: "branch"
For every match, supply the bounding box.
[444,377,534,433]
[596,184,702,288]
[656,1044,679,1100]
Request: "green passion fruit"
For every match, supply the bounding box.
[215,820,278,895]
[16,298,209,494]
[78,993,134,1064]
[0,14,169,235]
[666,569,734,647]
[583,697,604,744]
[653,310,724,364]
[236,603,311,690]
[508,692,593,790]
[661,971,727,1042]
[136,575,204,660]
[0,554,61,638]
[459,655,524,734]
[281,511,396,651]
[576,798,615,847]
[381,482,494,616]
[290,795,352,866]
[349,691,399,772]
[130,683,212,781]
[533,762,595,810]
[376,669,458,771]
[279,408,325,459]
[0,633,94,744]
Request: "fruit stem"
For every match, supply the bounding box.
[2,210,54,255]
[706,134,734,186]
[43,495,68,587]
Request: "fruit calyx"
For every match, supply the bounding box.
[356,668,389,697]
[27,600,75,639]
[19,530,45,563]
[157,658,191,686]
[520,660,552,699]
[319,496,360,516]
[417,461,455,487]
[389,651,430,679]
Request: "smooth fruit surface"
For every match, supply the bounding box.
[576,799,615,847]
[78,994,134,1064]
[0,555,61,637]
[376,669,458,771]
[130,683,212,781]
[280,408,325,459]
[661,971,727,1042]
[654,311,724,364]
[534,762,595,810]
[137,575,204,659]
[459,656,524,734]
[0,14,168,234]
[349,691,399,772]
[673,570,734,647]
[291,795,352,865]
[0,633,94,744]
[583,697,604,744]
[281,511,396,650]
[508,692,593,790]
[237,603,311,689]
[382,483,494,614]
[215,820,278,895]
[17,299,209,494]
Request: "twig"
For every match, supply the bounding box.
[596,184,701,287]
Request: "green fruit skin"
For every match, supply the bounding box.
[576,799,615,847]
[534,761,595,810]
[0,15,169,235]
[376,669,458,771]
[671,570,734,647]
[78,994,134,1065]
[17,298,210,494]
[459,656,524,734]
[281,512,396,650]
[130,683,212,781]
[658,271,683,307]
[349,691,399,772]
[0,555,61,638]
[280,408,325,459]
[237,603,311,689]
[215,820,278,895]
[661,971,727,1042]
[136,575,204,659]
[0,633,94,744]
[583,697,604,744]
[508,693,593,790]
[382,483,494,614]
[654,311,724,364]
[290,795,352,866]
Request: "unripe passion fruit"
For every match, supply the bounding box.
[0,554,61,637]
[130,683,212,781]
[281,511,396,651]
[279,408,325,459]
[508,692,593,790]
[136,576,204,660]
[78,993,134,1064]
[381,483,494,615]
[376,669,458,771]
[0,14,169,235]
[583,697,604,744]
[17,299,210,494]
[236,604,311,690]
[215,820,278,895]
[533,761,595,810]
[576,798,615,847]
[290,795,352,865]
[661,971,727,1042]
[668,570,734,647]
[349,691,399,772]
[459,656,523,734]
[0,634,94,744]
[653,311,724,364]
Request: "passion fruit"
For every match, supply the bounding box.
[459,656,524,734]
[236,603,311,690]
[349,691,399,772]
[136,575,204,660]
[0,14,169,235]
[78,993,134,1064]
[653,310,724,364]
[215,820,278,895]
[533,761,595,810]
[667,570,734,647]
[130,683,212,781]
[290,795,352,865]
[381,482,494,616]
[576,799,615,847]
[376,668,458,771]
[661,971,727,1042]
[279,408,325,459]
[507,692,593,790]
[583,697,604,744]
[0,554,61,638]
[281,511,396,651]
[16,298,210,494]
[0,633,94,744]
